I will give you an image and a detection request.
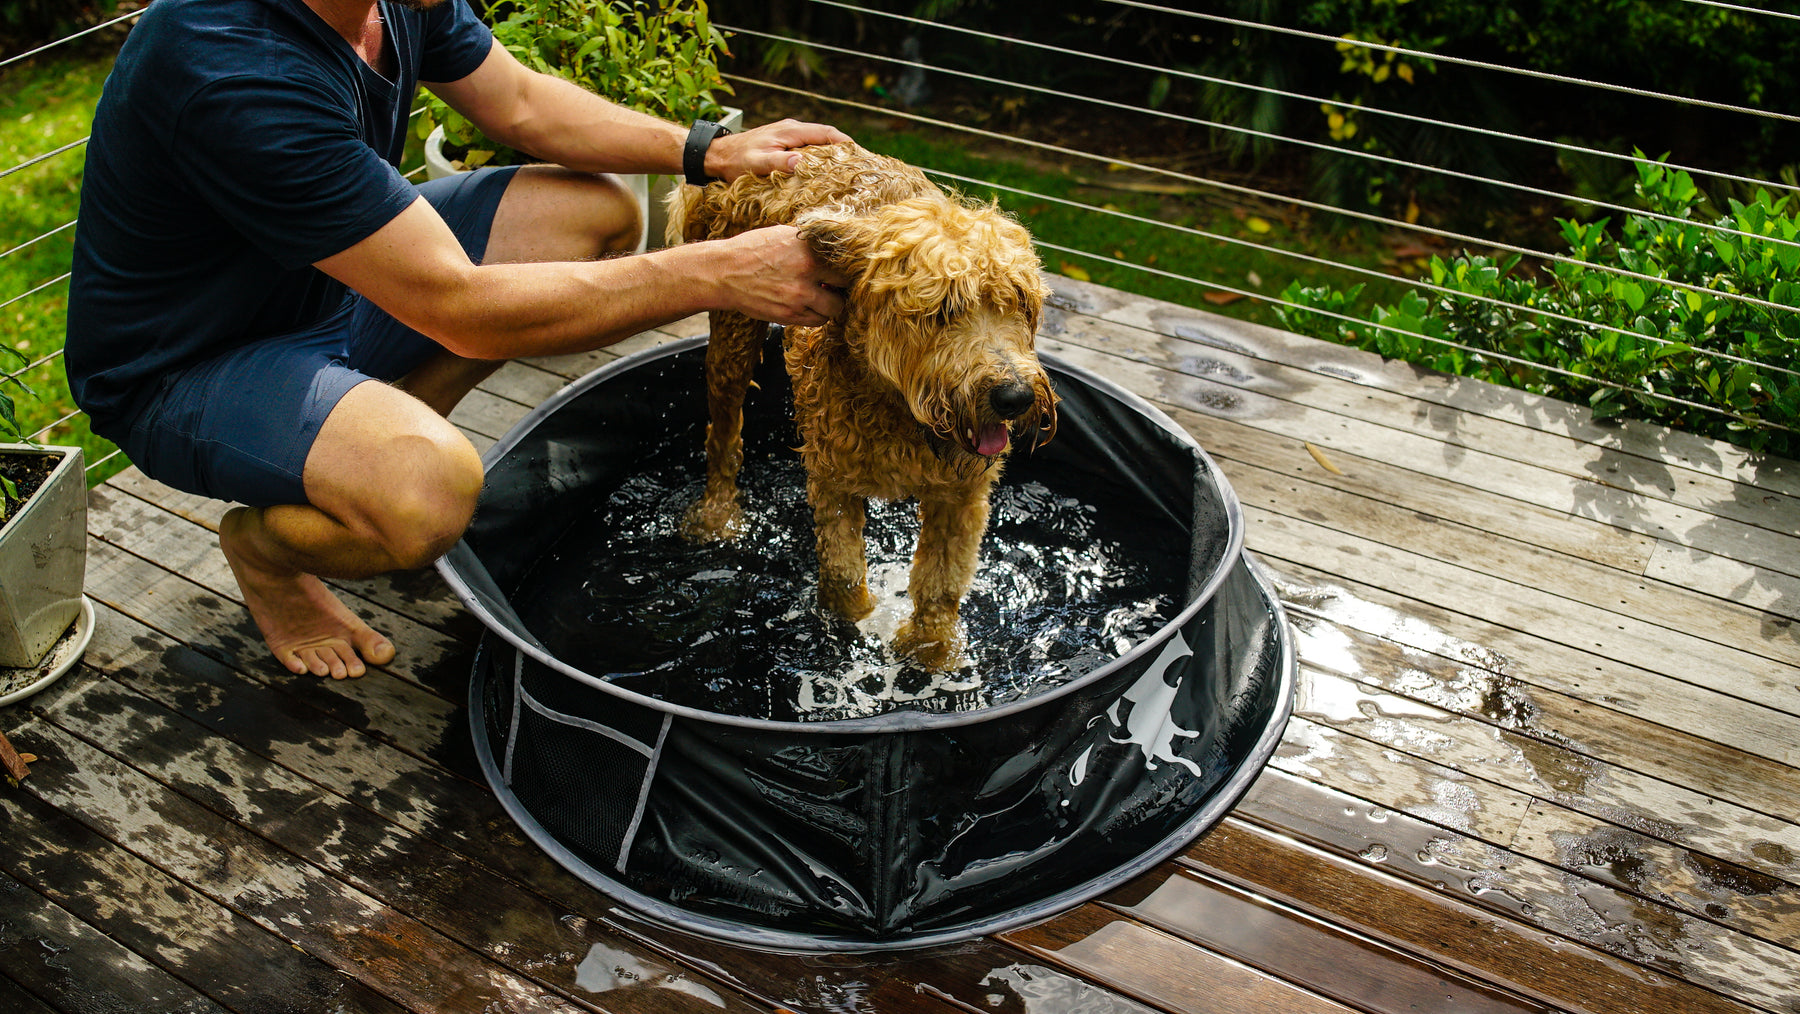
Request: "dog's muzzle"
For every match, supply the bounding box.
[989,381,1036,420]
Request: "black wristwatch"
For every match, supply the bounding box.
[683,119,732,186]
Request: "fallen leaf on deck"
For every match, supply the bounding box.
[1305,442,1346,475]
[1060,263,1091,282]
[0,730,31,783]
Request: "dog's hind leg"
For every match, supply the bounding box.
[893,492,989,670]
[681,311,764,541]
[810,484,877,622]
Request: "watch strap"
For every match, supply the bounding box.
[683,119,732,186]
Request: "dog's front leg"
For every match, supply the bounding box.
[894,492,989,670]
[810,485,876,622]
[682,312,764,541]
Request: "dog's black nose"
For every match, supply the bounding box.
[989,382,1036,420]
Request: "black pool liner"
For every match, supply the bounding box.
[440,328,1296,949]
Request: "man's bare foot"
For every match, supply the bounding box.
[220,507,396,679]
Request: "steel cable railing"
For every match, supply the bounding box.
[2,8,138,458]
[921,166,1797,383]
[3,2,1797,460]
[719,20,1800,322]
[724,1,1800,442]
[729,77,1793,436]
[1105,0,1800,125]
[807,0,1800,198]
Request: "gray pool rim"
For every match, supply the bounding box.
[436,336,1257,735]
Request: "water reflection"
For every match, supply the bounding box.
[510,443,1187,722]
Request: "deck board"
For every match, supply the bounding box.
[4,277,1798,1012]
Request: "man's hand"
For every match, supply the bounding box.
[709,224,850,327]
[708,119,853,181]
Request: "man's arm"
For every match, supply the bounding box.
[318,40,856,360]
[426,40,850,179]
[314,199,847,361]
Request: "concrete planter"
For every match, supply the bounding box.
[0,443,86,668]
[422,107,745,255]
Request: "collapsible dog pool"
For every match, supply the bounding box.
[439,327,1295,949]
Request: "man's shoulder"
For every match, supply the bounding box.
[130,0,334,77]
[116,0,347,112]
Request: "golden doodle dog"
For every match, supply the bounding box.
[670,141,1057,670]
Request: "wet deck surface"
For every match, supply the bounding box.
[4,275,1799,1013]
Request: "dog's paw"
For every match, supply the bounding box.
[818,581,876,622]
[680,496,746,542]
[893,619,966,672]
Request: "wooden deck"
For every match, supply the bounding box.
[4,275,1798,1013]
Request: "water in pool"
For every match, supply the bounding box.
[509,438,1189,722]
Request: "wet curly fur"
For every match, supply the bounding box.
[670,142,1056,670]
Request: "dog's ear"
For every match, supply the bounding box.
[795,212,876,279]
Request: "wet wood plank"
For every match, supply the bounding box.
[1039,324,1800,589]
[19,668,769,1014]
[1001,905,1362,1014]
[1175,407,1658,572]
[1283,594,1800,826]
[1187,818,1768,1014]
[1100,863,1558,1014]
[0,869,232,1014]
[0,770,415,1014]
[1223,455,1798,667]
[1046,274,1800,500]
[1293,666,1800,886]
[613,916,1145,1014]
[1230,770,1800,1012]
[1244,509,1800,714]
[1269,559,1800,774]
[0,974,61,1014]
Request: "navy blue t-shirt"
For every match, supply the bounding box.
[66,0,493,435]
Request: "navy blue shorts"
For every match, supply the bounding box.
[118,165,521,508]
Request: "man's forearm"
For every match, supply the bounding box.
[421,243,719,358]
[479,74,688,176]
[411,228,842,360]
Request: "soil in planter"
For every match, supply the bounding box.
[0,451,58,534]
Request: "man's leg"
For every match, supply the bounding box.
[225,165,643,678]
[396,165,643,414]
[220,382,478,677]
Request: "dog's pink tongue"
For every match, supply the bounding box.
[975,423,1010,456]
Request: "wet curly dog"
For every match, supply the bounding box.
[669,141,1057,670]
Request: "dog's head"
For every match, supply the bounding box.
[799,195,1058,458]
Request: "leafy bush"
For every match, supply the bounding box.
[1275,160,1800,455]
[424,0,733,168]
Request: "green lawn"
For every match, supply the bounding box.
[1,53,117,481]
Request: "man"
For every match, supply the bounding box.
[66,0,851,680]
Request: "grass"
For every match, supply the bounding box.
[1,53,118,483]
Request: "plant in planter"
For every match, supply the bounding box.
[421,0,738,184]
[0,343,90,685]
[421,0,738,250]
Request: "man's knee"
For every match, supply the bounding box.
[372,432,483,569]
[487,167,643,264]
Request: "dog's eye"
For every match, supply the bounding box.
[928,300,963,327]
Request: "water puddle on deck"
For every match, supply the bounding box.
[508,447,1189,722]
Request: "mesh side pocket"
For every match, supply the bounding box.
[502,651,668,873]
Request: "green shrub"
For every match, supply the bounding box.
[1276,159,1800,455]
[424,0,732,168]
